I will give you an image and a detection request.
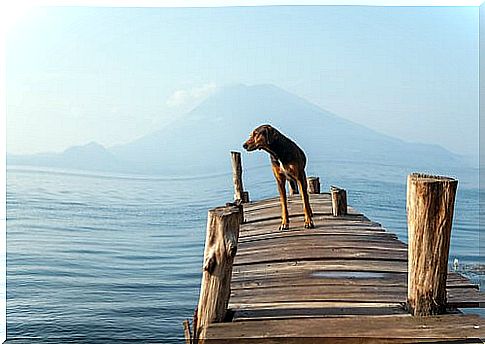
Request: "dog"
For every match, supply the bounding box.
[243,124,314,230]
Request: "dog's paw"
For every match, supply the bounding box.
[304,220,315,229]
[279,223,290,231]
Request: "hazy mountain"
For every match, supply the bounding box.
[7,142,124,172]
[8,84,464,176]
[110,84,462,174]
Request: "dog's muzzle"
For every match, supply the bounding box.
[243,142,258,151]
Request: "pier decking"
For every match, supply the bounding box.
[199,193,485,343]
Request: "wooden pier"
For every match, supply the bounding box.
[185,154,485,343]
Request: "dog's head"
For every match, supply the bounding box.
[243,124,276,151]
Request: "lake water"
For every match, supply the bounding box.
[6,161,483,342]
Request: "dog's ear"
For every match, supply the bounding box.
[262,126,276,145]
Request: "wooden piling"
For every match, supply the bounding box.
[195,205,241,341]
[231,151,249,203]
[406,173,458,316]
[331,186,347,216]
[307,177,320,194]
[183,320,192,344]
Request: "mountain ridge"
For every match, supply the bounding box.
[7,84,464,176]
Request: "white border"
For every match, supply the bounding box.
[0,0,483,8]
[0,1,481,343]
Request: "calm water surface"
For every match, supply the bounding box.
[6,161,483,342]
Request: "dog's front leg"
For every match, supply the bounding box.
[297,174,315,229]
[272,165,289,230]
[276,176,290,230]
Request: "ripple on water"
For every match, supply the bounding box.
[6,167,482,341]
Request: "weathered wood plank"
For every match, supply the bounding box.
[231,272,477,290]
[234,247,408,266]
[240,219,386,238]
[244,211,366,225]
[448,288,485,308]
[239,230,398,243]
[243,194,330,210]
[232,304,408,321]
[238,235,406,250]
[206,315,485,340]
[232,259,408,278]
[229,301,407,311]
[230,285,482,308]
[241,214,381,228]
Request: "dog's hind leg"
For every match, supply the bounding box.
[272,164,290,230]
[297,173,315,229]
[288,178,299,195]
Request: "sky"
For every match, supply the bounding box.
[5,5,478,156]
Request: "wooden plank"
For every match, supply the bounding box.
[239,230,398,243]
[206,314,485,340]
[232,304,408,321]
[232,259,408,278]
[230,284,483,308]
[232,272,408,289]
[244,211,367,225]
[241,215,383,230]
[232,272,477,290]
[203,337,484,343]
[243,194,330,210]
[230,284,407,304]
[234,247,407,266]
[240,220,387,238]
[448,288,485,308]
[229,301,406,311]
[238,231,400,247]
[243,204,363,224]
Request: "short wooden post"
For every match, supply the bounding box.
[183,319,192,344]
[406,173,458,316]
[331,186,347,216]
[307,177,320,194]
[241,191,249,203]
[196,205,241,341]
[231,151,249,203]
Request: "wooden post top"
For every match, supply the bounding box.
[209,205,241,218]
[408,173,457,184]
[330,185,345,191]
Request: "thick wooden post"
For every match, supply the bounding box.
[407,173,458,316]
[331,186,347,216]
[231,151,249,203]
[196,205,241,341]
[307,177,320,194]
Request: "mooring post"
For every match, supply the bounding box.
[231,151,249,203]
[307,177,320,194]
[183,319,192,344]
[195,205,241,341]
[331,186,347,216]
[406,173,458,316]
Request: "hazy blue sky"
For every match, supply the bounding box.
[6,5,478,156]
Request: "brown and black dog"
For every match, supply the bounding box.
[243,124,314,230]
